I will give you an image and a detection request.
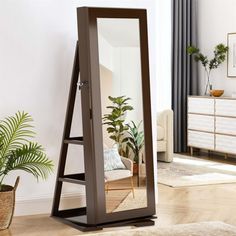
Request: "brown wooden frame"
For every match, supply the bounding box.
[78,6,155,224]
[51,7,155,231]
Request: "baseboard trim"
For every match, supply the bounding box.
[15,193,86,216]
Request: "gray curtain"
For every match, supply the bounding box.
[172,0,199,153]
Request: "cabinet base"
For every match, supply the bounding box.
[52,215,156,232]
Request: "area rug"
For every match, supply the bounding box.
[158,154,236,187]
[113,188,147,212]
[84,221,236,236]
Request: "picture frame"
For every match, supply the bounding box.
[227,33,236,77]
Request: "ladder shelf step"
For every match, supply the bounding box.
[64,137,84,145]
[59,173,85,185]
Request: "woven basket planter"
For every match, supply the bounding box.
[0,177,19,230]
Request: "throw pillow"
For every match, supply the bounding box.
[104,148,126,172]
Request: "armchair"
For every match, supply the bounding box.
[105,157,134,198]
[139,109,174,177]
[157,109,173,163]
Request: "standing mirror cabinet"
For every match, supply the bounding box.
[51,7,156,231]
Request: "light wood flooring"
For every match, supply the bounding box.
[2,154,236,236]
[106,175,146,213]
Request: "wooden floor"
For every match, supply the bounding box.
[106,175,146,213]
[2,154,236,235]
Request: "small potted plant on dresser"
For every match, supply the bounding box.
[0,111,53,230]
[187,43,228,96]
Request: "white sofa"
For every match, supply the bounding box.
[157,109,173,163]
[139,109,174,177]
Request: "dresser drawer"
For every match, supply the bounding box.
[215,134,236,154]
[188,98,214,115]
[188,130,214,149]
[216,117,236,135]
[188,114,214,132]
[215,99,236,117]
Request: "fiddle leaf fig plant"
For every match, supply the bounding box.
[103,96,133,154]
[0,111,53,191]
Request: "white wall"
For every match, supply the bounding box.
[156,0,172,111]
[112,47,143,125]
[198,0,236,96]
[0,0,160,215]
[100,66,114,148]
[98,34,114,71]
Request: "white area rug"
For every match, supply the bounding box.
[84,222,236,236]
[158,154,236,187]
[113,188,147,212]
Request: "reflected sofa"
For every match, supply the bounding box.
[139,109,174,177]
[157,109,173,163]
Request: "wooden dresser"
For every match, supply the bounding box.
[188,96,236,157]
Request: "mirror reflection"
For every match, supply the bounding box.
[97,18,147,213]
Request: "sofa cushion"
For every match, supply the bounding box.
[157,125,165,141]
[104,170,132,181]
[157,140,166,152]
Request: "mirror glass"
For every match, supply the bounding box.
[97,18,147,213]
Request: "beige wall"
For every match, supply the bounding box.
[100,65,114,148]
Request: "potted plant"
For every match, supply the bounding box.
[0,111,53,230]
[103,96,133,155]
[187,43,228,95]
[125,121,144,175]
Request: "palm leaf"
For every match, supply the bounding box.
[0,131,4,151]
[0,132,4,170]
[4,142,53,180]
[0,111,35,159]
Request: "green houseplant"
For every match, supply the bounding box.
[125,121,144,173]
[0,111,53,230]
[187,43,228,95]
[103,96,133,155]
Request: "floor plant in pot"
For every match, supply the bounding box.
[0,111,53,230]
[125,121,144,176]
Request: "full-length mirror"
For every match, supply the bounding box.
[97,18,147,213]
[52,7,155,230]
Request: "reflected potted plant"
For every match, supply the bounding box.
[124,121,144,174]
[103,96,133,155]
[187,44,228,95]
[0,112,53,230]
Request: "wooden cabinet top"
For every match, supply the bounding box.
[189,96,236,100]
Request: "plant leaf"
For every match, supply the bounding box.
[0,111,35,159]
[4,142,53,179]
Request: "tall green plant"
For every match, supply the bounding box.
[0,111,53,191]
[187,44,228,95]
[103,96,133,153]
[125,121,144,164]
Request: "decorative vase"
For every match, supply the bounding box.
[0,177,19,230]
[204,72,212,96]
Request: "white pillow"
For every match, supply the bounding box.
[104,148,126,172]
